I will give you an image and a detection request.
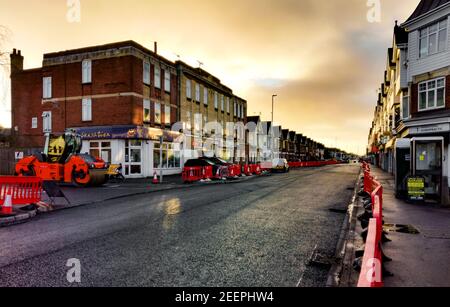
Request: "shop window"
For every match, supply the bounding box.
[153,143,181,169]
[89,141,111,162]
[125,140,142,176]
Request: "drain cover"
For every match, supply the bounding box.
[384,224,420,235]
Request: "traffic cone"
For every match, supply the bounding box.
[152,171,159,184]
[1,193,13,215]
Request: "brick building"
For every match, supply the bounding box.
[10,41,181,178]
[176,61,247,162]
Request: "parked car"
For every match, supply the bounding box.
[272,158,290,173]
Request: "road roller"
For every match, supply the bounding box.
[15,129,109,187]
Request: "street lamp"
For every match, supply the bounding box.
[271,95,277,159]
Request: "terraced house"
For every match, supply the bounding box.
[176,60,247,162]
[368,0,450,203]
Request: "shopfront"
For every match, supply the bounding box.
[73,125,182,178]
[399,122,450,204]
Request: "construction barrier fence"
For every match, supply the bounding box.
[0,176,43,206]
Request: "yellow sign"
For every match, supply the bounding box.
[48,136,66,162]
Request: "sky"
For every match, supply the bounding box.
[0,0,421,154]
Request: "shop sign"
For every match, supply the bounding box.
[73,126,181,142]
[407,176,425,201]
[410,124,450,135]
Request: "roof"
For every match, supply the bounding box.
[405,0,450,23]
[44,40,174,66]
[394,22,408,45]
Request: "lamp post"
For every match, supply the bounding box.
[271,94,277,159]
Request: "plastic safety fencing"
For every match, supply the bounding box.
[288,160,340,168]
[0,176,43,206]
[358,163,385,288]
[183,164,265,183]
[357,218,384,287]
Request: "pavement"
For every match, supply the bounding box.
[0,164,359,287]
[369,167,450,287]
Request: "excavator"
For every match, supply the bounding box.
[15,129,109,186]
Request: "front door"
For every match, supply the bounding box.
[413,139,443,198]
[124,140,143,177]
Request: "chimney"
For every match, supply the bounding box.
[154,41,158,55]
[10,49,24,75]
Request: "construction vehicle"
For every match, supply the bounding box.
[15,129,109,187]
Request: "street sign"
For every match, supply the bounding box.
[407,177,425,201]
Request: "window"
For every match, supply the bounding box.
[165,105,171,125]
[155,102,161,124]
[419,20,447,57]
[221,95,224,111]
[195,83,200,102]
[234,102,237,116]
[153,143,181,169]
[43,77,52,99]
[418,77,445,111]
[204,88,208,105]
[143,99,151,122]
[164,70,171,92]
[82,59,92,84]
[226,97,230,113]
[31,117,38,129]
[143,61,150,85]
[154,66,161,88]
[82,98,92,121]
[42,111,52,133]
[214,92,218,109]
[186,79,192,99]
[402,95,410,119]
[237,104,241,118]
[90,141,111,163]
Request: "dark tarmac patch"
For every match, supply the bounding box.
[384,224,420,235]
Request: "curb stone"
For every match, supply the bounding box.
[0,209,38,228]
[326,168,362,287]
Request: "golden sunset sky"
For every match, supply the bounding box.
[0,0,420,154]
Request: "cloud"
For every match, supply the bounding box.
[0,0,421,153]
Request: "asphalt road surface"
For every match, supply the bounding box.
[0,164,359,287]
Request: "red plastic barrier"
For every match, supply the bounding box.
[358,219,384,287]
[358,163,384,288]
[243,164,252,176]
[251,164,262,175]
[0,176,43,206]
[182,167,203,183]
[228,164,242,178]
[203,166,214,180]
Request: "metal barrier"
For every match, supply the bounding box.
[0,176,43,205]
[358,163,385,288]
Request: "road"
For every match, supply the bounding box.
[0,164,359,287]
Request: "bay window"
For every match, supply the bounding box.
[419,19,447,57]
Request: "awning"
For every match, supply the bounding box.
[385,137,396,150]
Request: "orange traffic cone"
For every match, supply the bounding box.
[1,193,13,215]
[152,172,159,184]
